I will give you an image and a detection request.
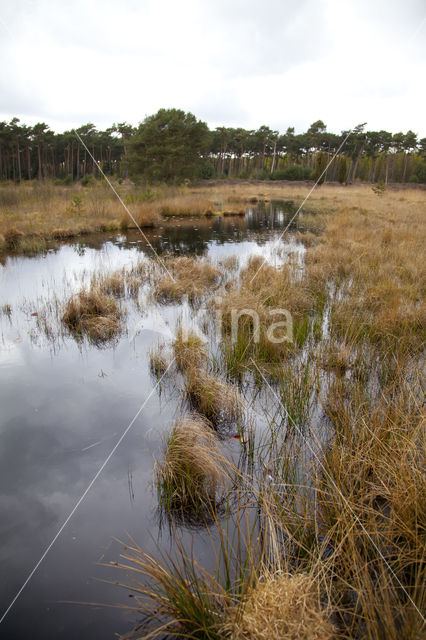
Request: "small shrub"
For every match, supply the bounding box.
[372,181,386,196]
[198,163,216,180]
[270,166,312,181]
[80,174,95,186]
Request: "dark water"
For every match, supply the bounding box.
[0,202,306,638]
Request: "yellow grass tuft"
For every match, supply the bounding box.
[225,571,335,640]
[173,329,206,372]
[4,226,25,249]
[185,366,242,424]
[156,414,229,513]
[159,195,214,216]
[154,256,221,303]
[62,286,122,342]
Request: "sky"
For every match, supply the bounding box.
[0,0,425,136]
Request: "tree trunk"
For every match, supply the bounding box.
[26,145,31,180]
[270,141,277,173]
[37,144,42,180]
[16,140,22,182]
[402,153,408,183]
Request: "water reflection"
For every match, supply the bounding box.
[56,199,301,258]
[0,199,307,639]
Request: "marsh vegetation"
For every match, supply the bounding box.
[0,184,424,639]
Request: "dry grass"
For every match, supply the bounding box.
[159,194,215,216]
[3,181,423,256]
[216,256,316,369]
[110,184,426,640]
[315,375,426,638]
[156,414,229,513]
[173,329,206,372]
[185,367,242,424]
[224,571,335,640]
[98,271,126,297]
[149,343,170,378]
[62,286,123,342]
[154,257,221,303]
[0,181,159,251]
[120,201,160,229]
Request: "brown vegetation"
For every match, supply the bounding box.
[173,329,206,372]
[154,256,221,303]
[62,286,123,342]
[155,414,229,513]
[185,367,242,424]
[225,571,335,640]
[2,181,424,257]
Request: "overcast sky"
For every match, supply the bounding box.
[0,0,425,136]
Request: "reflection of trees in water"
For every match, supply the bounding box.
[69,200,300,257]
[246,200,298,231]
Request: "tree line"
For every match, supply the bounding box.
[1,110,425,184]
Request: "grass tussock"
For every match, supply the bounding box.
[149,343,170,378]
[154,257,221,303]
[225,571,335,640]
[173,329,206,372]
[120,201,160,229]
[315,377,426,638]
[156,415,229,514]
[62,286,122,342]
[185,367,242,424]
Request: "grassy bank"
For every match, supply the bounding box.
[1,179,424,256]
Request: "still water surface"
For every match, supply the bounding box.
[0,202,306,638]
